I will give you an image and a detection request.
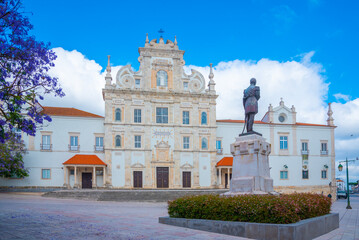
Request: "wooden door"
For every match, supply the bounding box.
[133,171,143,188]
[182,171,191,188]
[156,167,169,188]
[82,172,92,189]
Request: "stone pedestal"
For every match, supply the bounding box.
[224,134,274,195]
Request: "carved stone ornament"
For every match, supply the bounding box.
[116,65,141,89]
[186,69,205,93]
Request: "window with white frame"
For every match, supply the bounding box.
[183,136,190,149]
[156,107,168,123]
[70,136,79,151]
[280,136,288,150]
[42,135,51,150]
[302,170,309,179]
[42,169,51,179]
[280,170,288,180]
[115,108,121,121]
[183,111,189,125]
[134,109,142,123]
[216,140,222,154]
[135,135,141,148]
[202,137,208,150]
[95,137,104,151]
[321,170,327,179]
[321,142,328,155]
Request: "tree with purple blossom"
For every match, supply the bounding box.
[0,131,28,177]
[0,0,64,143]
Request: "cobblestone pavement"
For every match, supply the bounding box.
[0,193,358,240]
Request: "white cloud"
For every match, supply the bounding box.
[40,47,109,116]
[334,93,350,102]
[188,53,328,124]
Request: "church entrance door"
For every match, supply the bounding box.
[182,171,191,188]
[156,167,169,188]
[82,172,92,189]
[133,171,143,188]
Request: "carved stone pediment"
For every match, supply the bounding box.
[131,163,145,168]
[152,140,173,163]
[180,162,193,169]
[155,140,170,149]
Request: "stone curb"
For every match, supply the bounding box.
[159,213,339,240]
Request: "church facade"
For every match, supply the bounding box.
[0,35,336,196]
[102,35,218,188]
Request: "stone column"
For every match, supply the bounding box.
[63,166,67,188]
[103,166,106,188]
[67,167,71,189]
[219,168,222,186]
[224,134,273,195]
[92,166,97,188]
[227,168,230,189]
[74,166,78,188]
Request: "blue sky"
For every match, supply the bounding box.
[24,0,358,103]
[23,0,359,181]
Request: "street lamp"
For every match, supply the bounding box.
[338,157,359,209]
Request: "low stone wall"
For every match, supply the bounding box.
[159,213,339,240]
[42,189,227,202]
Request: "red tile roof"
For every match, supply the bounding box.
[63,155,107,165]
[42,107,103,118]
[216,157,233,167]
[217,119,331,127]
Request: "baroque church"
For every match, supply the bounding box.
[103,34,217,188]
[0,35,336,196]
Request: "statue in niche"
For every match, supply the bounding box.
[156,70,168,87]
[242,78,260,134]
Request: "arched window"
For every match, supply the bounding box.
[115,135,121,147]
[201,112,207,125]
[156,70,168,87]
[202,138,208,150]
[115,108,121,121]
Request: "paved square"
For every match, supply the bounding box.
[0,193,358,239]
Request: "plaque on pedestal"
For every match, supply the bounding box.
[223,134,275,195]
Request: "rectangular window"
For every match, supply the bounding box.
[182,111,189,124]
[135,135,141,148]
[135,79,141,88]
[302,170,309,179]
[42,135,51,150]
[280,136,288,150]
[70,136,78,151]
[280,171,288,179]
[321,143,328,155]
[156,107,168,124]
[183,82,188,90]
[42,169,51,179]
[216,140,222,154]
[321,170,327,179]
[302,142,308,151]
[216,140,222,149]
[183,137,190,149]
[134,109,142,123]
[95,137,104,151]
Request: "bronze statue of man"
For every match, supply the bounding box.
[243,78,260,133]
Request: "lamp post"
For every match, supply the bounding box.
[338,157,358,209]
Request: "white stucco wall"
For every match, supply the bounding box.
[0,115,105,187]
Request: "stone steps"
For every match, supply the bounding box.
[43,189,228,202]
